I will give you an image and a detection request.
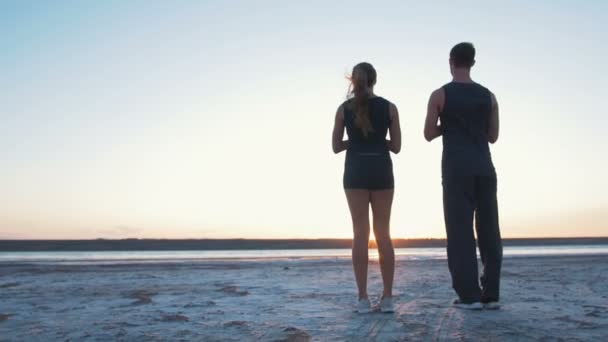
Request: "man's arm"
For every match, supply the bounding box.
[332,105,349,153]
[487,92,499,143]
[424,88,444,142]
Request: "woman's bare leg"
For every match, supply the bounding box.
[371,189,395,298]
[345,189,371,300]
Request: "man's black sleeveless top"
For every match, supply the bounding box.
[440,82,495,176]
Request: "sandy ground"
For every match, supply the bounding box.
[1,254,607,341]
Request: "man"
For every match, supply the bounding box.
[424,42,502,310]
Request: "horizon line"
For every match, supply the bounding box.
[1,236,607,241]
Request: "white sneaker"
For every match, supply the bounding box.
[452,299,483,310]
[356,298,372,314]
[379,297,395,313]
[482,301,500,310]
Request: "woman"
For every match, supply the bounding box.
[332,62,402,313]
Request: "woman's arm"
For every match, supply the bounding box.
[487,92,499,143]
[332,105,349,153]
[386,102,402,153]
[424,88,444,142]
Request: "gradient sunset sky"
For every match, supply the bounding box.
[1,1,606,239]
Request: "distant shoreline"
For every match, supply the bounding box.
[1,237,607,252]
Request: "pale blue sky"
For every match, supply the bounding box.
[1,1,606,239]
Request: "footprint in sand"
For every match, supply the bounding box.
[159,313,189,322]
[127,290,158,305]
[184,300,216,308]
[217,285,249,296]
[583,305,608,318]
[281,326,312,342]
[224,320,248,327]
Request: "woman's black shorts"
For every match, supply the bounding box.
[343,151,394,190]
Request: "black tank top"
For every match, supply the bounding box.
[440,82,495,176]
[343,96,391,155]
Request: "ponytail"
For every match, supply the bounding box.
[348,63,376,138]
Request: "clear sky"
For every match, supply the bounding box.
[1,0,606,239]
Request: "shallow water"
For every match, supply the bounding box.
[1,244,607,264]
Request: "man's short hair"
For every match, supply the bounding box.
[450,42,475,68]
